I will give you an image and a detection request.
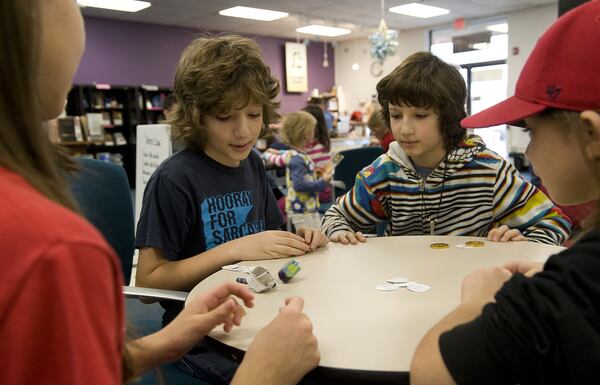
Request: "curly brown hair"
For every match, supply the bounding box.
[170,35,281,151]
[376,51,466,151]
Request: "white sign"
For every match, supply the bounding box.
[285,42,308,92]
[135,124,172,226]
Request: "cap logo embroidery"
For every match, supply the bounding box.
[545,84,562,101]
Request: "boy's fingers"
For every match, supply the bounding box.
[348,234,359,244]
[278,237,311,251]
[501,229,520,241]
[355,232,367,242]
[274,245,307,257]
[283,297,304,312]
[303,228,314,245]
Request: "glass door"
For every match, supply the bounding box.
[469,63,508,158]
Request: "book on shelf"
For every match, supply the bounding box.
[83,113,104,141]
[101,112,111,125]
[104,133,115,146]
[113,111,123,125]
[113,132,127,146]
[96,152,111,162]
[58,117,83,142]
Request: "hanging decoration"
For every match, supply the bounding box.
[351,38,360,71]
[322,40,329,68]
[368,0,398,62]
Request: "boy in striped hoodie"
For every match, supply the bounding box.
[322,51,570,246]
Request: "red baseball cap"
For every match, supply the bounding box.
[462,0,600,128]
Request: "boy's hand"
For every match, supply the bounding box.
[233,297,320,385]
[155,283,254,362]
[502,260,544,277]
[461,267,512,311]
[487,225,527,242]
[235,231,311,260]
[296,227,329,251]
[329,230,367,245]
[265,148,279,154]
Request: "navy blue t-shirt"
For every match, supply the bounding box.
[135,149,284,323]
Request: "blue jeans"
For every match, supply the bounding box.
[174,341,239,385]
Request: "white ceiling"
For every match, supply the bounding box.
[80,0,557,41]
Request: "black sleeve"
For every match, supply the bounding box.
[439,230,600,385]
[135,171,192,260]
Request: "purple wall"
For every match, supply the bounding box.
[74,17,335,113]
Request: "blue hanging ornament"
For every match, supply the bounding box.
[368,18,398,62]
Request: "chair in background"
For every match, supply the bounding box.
[333,147,384,198]
[67,158,203,385]
[68,157,134,284]
[330,147,388,236]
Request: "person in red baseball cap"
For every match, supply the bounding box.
[411,1,600,384]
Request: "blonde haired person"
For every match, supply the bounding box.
[263,111,332,217]
[368,109,394,152]
[411,2,600,383]
[0,1,318,384]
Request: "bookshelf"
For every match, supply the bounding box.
[63,84,142,186]
[139,85,173,124]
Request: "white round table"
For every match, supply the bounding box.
[188,235,564,381]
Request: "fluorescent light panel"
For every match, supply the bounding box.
[219,6,288,21]
[296,25,351,37]
[389,3,449,18]
[486,23,509,33]
[77,0,151,12]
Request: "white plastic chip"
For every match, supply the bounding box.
[387,277,410,284]
[406,281,431,293]
[376,283,400,291]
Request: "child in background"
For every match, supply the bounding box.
[322,51,570,246]
[368,109,395,152]
[411,2,600,383]
[135,36,328,384]
[303,104,333,202]
[263,111,332,218]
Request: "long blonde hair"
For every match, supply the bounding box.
[0,0,77,210]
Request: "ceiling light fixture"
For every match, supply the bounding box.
[76,0,151,12]
[486,23,509,33]
[389,3,449,18]
[296,25,351,37]
[218,6,289,21]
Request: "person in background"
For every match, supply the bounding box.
[322,51,570,246]
[367,109,394,152]
[135,35,328,384]
[309,96,334,132]
[162,93,178,120]
[411,2,600,383]
[263,112,332,218]
[302,104,333,203]
[0,1,319,385]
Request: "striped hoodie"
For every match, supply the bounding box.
[322,135,571,245]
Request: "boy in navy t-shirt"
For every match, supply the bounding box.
[135,35,328,384]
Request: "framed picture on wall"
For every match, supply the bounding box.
[285,42,308,92]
